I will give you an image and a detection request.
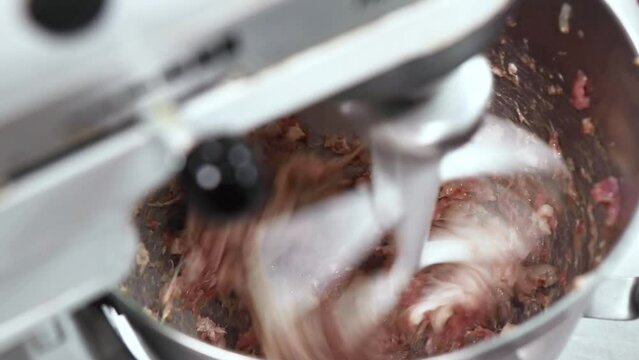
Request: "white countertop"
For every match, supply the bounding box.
[560,231,639,360]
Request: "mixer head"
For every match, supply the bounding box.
[0,0,514,355]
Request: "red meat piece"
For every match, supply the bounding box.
[570,70,591,111]
[591,176,621,227]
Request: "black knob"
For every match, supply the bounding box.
[181,138,263,219]
[28,0,106,34]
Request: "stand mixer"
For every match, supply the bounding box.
[0,0,522,358]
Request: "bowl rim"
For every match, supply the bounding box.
[110,0,639,358]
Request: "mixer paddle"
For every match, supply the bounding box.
[440,114,566,181]
[246,57,565,359]
[250,116,565,307]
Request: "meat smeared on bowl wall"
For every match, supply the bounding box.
[119,1,637,359]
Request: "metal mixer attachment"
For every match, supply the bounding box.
[247,56,565,358]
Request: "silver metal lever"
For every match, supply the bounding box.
[584,277,639,321]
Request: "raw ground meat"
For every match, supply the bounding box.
[196,316,227,347]
[152,117,568,359]
[570,70,591,111]
[581,118,595,135]
[591,177,621,227]
[549,130,562,159]
[324,135,354,154]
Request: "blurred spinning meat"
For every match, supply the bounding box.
[168,118,564,359]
